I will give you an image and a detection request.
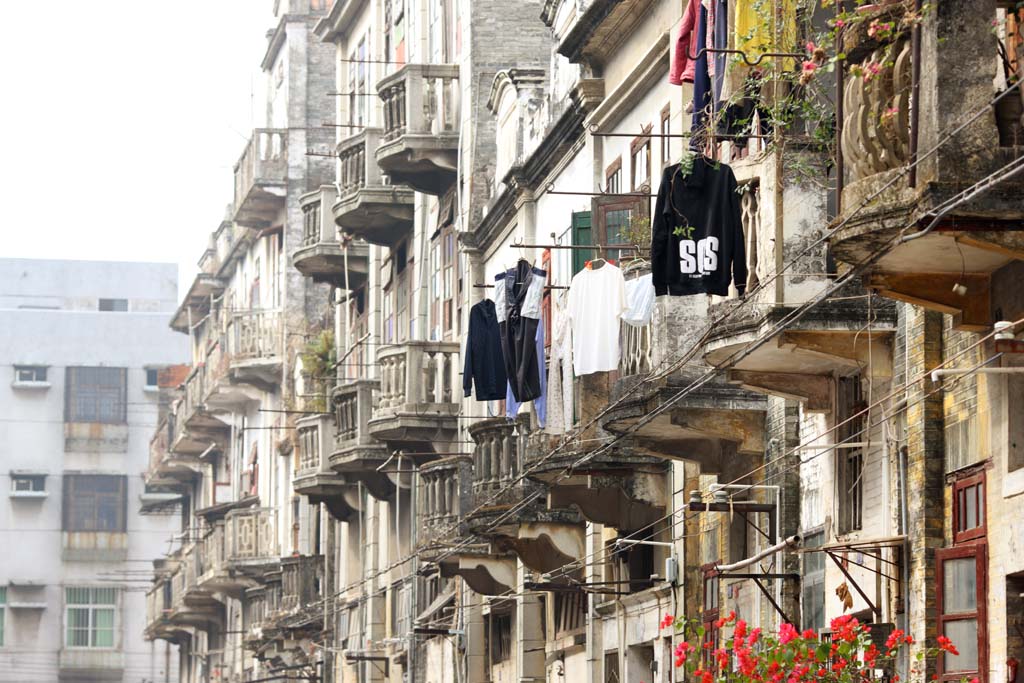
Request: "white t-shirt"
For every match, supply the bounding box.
[567,263,628,376]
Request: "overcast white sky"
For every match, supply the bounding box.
[0,1,276,296]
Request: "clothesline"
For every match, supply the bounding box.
[473,283,569,290]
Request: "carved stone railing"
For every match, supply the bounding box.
[225,508,278,562]
[379,64,460,142]
[417,456,471,552]
[233,128,288,211]
[619,265,653,377]
[300,186,339,247]
[469,418,528,510]
[280,555,323,613]
[198,522,226,580]
[841,33,912,186]
[339,128,389,197]
[229,310,282,362]
[332,380,376,450]
[297,415,333,475]
[375,341,460,413]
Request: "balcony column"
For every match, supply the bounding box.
[585,522,604,683]
[515,561,545,683]
[465,590,486,683]
[364,493,386,683]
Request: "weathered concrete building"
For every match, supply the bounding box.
[144,1,1024,683]
[0,258,188,683]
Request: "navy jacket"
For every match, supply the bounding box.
[463,299,508,401]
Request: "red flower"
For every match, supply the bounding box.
[735,619,748,640]
[660,614,675,630]
[749,627,762,644]
[886,629,905,651]
[937,635,959,656]
[779,623,799,645]
[801,629,817,640]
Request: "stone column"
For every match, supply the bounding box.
[516,560,545,682]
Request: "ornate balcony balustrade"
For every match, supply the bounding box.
[226,309,283,388]
[233,128,288,227]
[294,186,371,289]
[367,342,460,456]
[294,414,358,520]
[225,507,279,564]
[329,380,392,501]
[280,555,323,613]
[417,456,472,561]
[376,64,460,195]
[332,128,415,246]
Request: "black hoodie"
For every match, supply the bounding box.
[651,157,747,297]
[463,299,508,401]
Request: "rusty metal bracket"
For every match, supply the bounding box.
[750,576,794,625]
[825,550,881,617]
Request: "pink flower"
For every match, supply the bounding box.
[863,61,883,81]
[661,614,675,630]
[806,41,818,54]
[779,622,799,645]
[835,18,846,28]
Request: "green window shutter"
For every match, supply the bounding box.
[571,211,592,275]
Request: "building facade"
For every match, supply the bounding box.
[0,258,189,682]
[144,1,1024,683]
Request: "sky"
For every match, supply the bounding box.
[0,1,276,296]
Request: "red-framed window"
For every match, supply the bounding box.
[605,157,622,194]
[952,470,986,544]
[702,565,720,668]
[935,544,987,683]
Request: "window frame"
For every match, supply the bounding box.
[952,470,986,544]
[701,565,721,669]
[935,543,988,683]
[62,475,128,533]
[14,366,47,384]
[604,157,622,194]
[11,474,46,493]
[64,587,118,650]
[660,104,672,167]
[630,126,652,191]
[144,368,160,390]
[65,367,128,425]
[592,193,650,264]
[801,530,826,633]
[97,298,128,312]
[836,374,865,534]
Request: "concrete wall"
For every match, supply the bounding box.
[0,258,187,683]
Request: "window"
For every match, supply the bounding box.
[65,587,117,649]
[62,475,127,532]
[11,474,45,493]
[605,157,622,194]
[487,612,511,664]
[935,545,987,682]
[837,375,865,534]
[801,531,826,632]
[65,367,127,424]
[98,298,128,312]
[592,193,650,264]
[660,104,672,166]
[952,471,986,544]
[570,211,593,275]
[145,368,159,389]
[630,127,652,190]
[14,366,47,383]
[702,567,721,668]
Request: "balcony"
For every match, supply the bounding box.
[702,296,896,414]
[464,417,584,575]
[830,3,1024,328]
[416,456,472,566]
[294,186,371,289]
[376,64,460,195]
[233,128,288,228]
[170,272,226,334]
[166,544,224,632]
[294,414,360,521]
[329,380,393,501]
[169,367,228,459]
[367,342,460,456]
[198,509,280,595]
[332,128,415,247]
[145,575,192,643]
[146,416,196,488]
[227,309,283,389]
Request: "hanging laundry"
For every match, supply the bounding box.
[717,73,771,150]
[622,272,656,327]
[463,299,508,401]
[689,1,712,149]
[495,259,546,402]
[650,157,747,297]
[669,0,700,85]
[506,306,546,428]
[711,0,728,108]
[568,262,627,376]
[545,290,574,435]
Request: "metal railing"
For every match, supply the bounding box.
[229,310,282,362]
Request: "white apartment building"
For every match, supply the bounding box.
[0,258,188,683]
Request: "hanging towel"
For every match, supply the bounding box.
[623,273,656,327]
[545,291,574,435]
[669,0,701,85]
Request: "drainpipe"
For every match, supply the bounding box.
[908,0,921,188]
[930,366,1024,382]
